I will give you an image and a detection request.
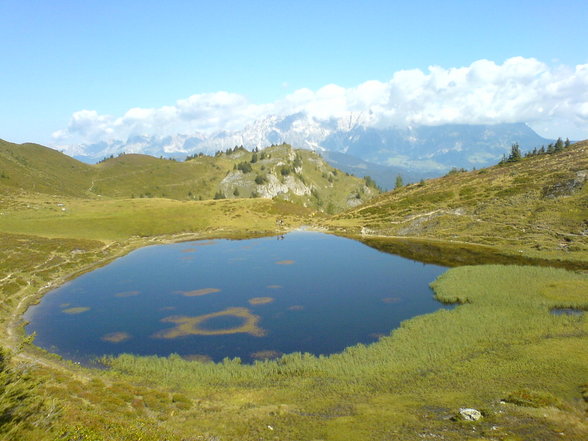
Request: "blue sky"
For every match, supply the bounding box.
[1,0,588,147]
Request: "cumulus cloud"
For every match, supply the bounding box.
[53,57,588,148]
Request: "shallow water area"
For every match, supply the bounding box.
[25,231,449,363]
[550,307,584,316]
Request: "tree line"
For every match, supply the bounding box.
[499,137,571,165]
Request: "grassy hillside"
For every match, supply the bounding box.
[0,140,379,213]
[91,153,229,200]
[0,139,93,197]
[326,140,588,262]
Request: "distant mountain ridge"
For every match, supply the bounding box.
[68,113,553,181]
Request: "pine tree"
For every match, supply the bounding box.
[507,143,522,162]
[395,174,404,189]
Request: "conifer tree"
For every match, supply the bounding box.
[507,143,522,162]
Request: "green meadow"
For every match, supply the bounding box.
[0,140,587,440]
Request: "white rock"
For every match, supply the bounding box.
[458,408,482,421]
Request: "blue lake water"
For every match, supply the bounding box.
[25,231,449,363]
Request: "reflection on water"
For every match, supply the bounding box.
[25,231,449,364]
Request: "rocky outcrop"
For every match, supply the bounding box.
[257,174,311,199]
[542,170,587,199]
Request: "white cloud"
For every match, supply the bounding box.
[53,57,588,149]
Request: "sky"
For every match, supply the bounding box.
[1,0,588,148]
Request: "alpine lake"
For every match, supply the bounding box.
[25,231,450,364]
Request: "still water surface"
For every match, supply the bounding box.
[25,231,448,363]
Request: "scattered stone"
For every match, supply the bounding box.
[456,408,482,421]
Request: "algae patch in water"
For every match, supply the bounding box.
[175,288,221,297]
[115,290,141,298]
[101,332,132,343]
[153,307,266,338]
[250,350,282,360]
[248,297,274,305]
[62,306,90,314]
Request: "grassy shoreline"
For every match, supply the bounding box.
[1,226,585,440]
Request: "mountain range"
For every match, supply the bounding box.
[66,113,554,188]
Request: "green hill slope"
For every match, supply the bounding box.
[326,140,588,261]
[90,153,226,200]
[0,140,378,213]
[0,139,93,197]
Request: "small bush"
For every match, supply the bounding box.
[237,162,252,173]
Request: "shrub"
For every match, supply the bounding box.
[237,162,252,173]
[0,347,55,438]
